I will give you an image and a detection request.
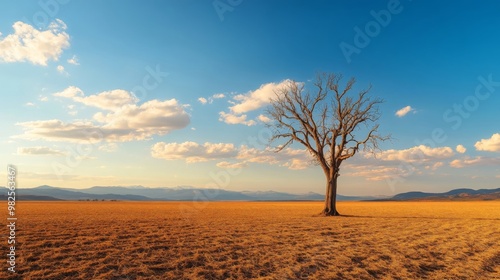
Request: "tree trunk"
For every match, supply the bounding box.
[321,176,340,216]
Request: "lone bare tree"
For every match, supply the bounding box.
[267,73,389,216]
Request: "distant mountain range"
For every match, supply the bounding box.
[4,185,374,201]
[2,185,499,201]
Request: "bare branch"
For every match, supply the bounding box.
[266,72,390,181]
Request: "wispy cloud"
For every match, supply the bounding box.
[373,145,454,162]
[236,146,311,170]
[17,146,66,156]
[151,142,238,163]
[216,161,248,169]
[197,93,226,105]
[212,93,225,99]
[348,145,454,181]
[98,143,118,152]
[57,65,68,75]
[151,141,312,170]
[450,156,500,168]
[344,165,408,182]
[67,55,79,65]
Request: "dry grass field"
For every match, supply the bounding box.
[1,201,499,279]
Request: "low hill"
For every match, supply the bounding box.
[389,188,500,201]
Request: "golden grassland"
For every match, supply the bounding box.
[1,201,499,279]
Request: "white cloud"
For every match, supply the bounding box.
[219,80,296,125]
[17,146,65,156]
[39,95,48,102]
[395,105,415,117]
[15,98,190,142]
[456,144,467,154]
[218,111,256,126]
[257,114,271,123]
[82,89,137,110]
[94,99,189,132]
[56,65,68,75]
[374,145,454,162]
[212,93,225,99]
[25,102,35,107]
[54,87,137,110]
[197,94,225,105]
[450,156,500,168]
[151,142,238,163]
[230,80,294,114]
[67,55,79,65]
[0,19,70,65]
[17,87,189,142]
[475,133,500,152]
[53,86,83,98]
[198,97,208,104]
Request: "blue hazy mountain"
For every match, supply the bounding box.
[5,186,498,201]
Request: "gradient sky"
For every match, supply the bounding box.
[1,0,499,196]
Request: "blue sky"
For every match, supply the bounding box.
[1,0,499,196]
